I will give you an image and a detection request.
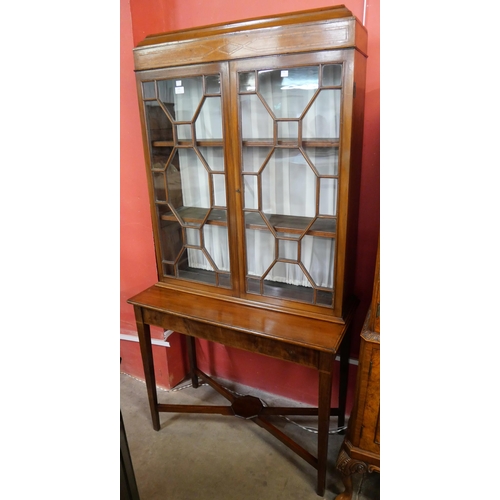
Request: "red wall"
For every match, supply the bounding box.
[120,0,379,408]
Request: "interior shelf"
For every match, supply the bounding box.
[245,212,336,237]
[152,140,224,148]
[242,139,339,148]
[160,206,228,226]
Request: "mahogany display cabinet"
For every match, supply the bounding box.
[127,5,367,496]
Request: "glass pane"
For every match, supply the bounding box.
[212,174,226,207]
[150,147,172,170]
[267,262,312,288]
[144,101,174,168]
[177,149,210,209]
[186,248,213,271]
[264,264,314,303]
[176,124,192,142]
[240,94,273,141]
[219,273,231,288]
[275,217,311,237]
[157,77,203,121]
[162,262,176,277]
[156,203,174,219]
[195,97,223,140]
[261,149,316,217]
[242,146,271,173]
[322,64,342,86]
[185,227,200,246]
[166,159,183,209]
[319,178,337,216]
[246,277,261,294]
[152,172,166,202]
[316,290,333,307]
[309,218,336,235]
[199,147,224,172]
[244,212,267,230]
[278,238,298,261]
[179,249,217,285]
[239,72,256,92]
[277,121,298,143]
[205,75,221,94]
[245,216,275,277]
[207,208,227,224]
[158,219,183,271]
[203,224,230,271]
[303,89,341,140]
[303,147,338,176]
[145,101,173,141]
[243,175,258,209]
[301,235,334,288]
[258,67,318,119]
[142,81,156,99]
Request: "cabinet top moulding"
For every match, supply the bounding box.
[133,5,368,71]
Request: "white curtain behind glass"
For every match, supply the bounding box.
[159,73,339,289]
[161,78,229,272]
[240,73,340,289]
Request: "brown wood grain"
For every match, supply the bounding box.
[134,7,367,71]
[129,285,354,359]
[335,239,380,499]
[129,9,368,496]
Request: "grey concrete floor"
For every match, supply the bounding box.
[120,372,380,500]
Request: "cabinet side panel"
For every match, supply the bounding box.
[346,335,371,443]
[134,76,164,281]
[358,345,380,453]
[341,50,366,317]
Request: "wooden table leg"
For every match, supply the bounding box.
[134,305,160,431]
[317,352,335,496]
[186,335,199,388]
[338,329,351,429]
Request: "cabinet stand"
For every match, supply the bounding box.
[129,285,356,496]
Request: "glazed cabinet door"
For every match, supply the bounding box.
[136,62,236,292]
[231,51,353,315]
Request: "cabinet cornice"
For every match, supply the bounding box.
[134,7,367,71]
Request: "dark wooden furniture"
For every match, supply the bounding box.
[335,241,380,499]
[128,6,367,496]
[129,287,356,496]
[120,411,140,500]
[121,357,141,500]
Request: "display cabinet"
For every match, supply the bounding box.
[335,240,380,499]
[128,6,367,496]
